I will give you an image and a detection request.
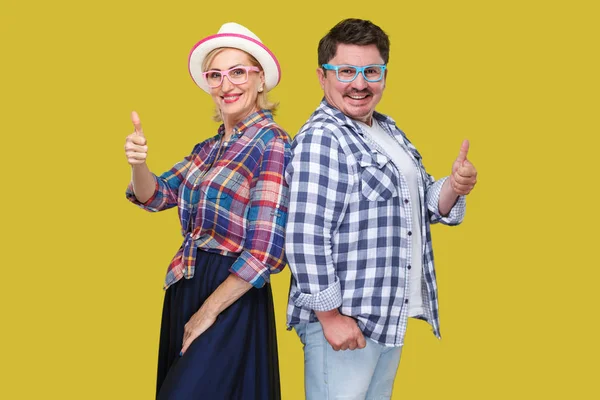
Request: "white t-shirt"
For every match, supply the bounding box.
[358,120,424,317]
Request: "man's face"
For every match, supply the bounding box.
[317,43,386,125]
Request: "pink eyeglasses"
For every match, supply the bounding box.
[202,66,260,88]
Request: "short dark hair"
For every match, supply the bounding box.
[317,18,390,66]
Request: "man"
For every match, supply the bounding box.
[285,18,478,399]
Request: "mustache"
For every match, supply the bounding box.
[345,89,372,96]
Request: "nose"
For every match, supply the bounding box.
[221,75,234,91]
[351,72,368,91]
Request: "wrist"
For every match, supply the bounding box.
[200,299,221,318]
[131,162,148,171]
[444,177,461,198]
[315,308,341,323]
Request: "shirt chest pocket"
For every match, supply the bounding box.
[359,152,399,202]
[201,169,249,203]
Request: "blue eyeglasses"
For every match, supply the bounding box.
[322,64,387,83]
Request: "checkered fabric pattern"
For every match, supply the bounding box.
[285,100,466,346]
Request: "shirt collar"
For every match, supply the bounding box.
[317,98,422,160]
[317,98,397,132]
[217,109,273,139]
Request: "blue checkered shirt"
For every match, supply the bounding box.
[285,99,466,346]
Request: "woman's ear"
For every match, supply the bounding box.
[259,71,266,92]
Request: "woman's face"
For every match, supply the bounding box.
[206,48,264,126]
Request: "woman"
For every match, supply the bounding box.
[124,22,290,399]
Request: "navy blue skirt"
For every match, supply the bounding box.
[156,251,281,400]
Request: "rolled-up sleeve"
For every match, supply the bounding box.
[125,149,195,212]
[285,129,352,312]
[229,135,291,288]
[426,176,466,225]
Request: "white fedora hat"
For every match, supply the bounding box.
[188,22,281,93]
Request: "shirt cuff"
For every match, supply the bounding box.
[229,250,270,289]
[292,278,343,311]
[428,177,466,225]
[125,180,161,212]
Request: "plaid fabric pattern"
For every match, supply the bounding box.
[127,110,291,290]
[285,100,466,346]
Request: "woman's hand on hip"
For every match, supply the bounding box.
[124,111,148,166]
[180,306,219,356]
[179,274,253,356]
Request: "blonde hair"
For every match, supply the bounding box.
[202,48,279,122]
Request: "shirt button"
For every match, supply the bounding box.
[404,299,409,304]
[407,265,412,270]
[404,199,409,204]
[408,231,412,236]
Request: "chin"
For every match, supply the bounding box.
[347,106,372,119]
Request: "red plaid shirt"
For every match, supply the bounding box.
[127,110,291,289]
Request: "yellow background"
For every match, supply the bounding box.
[1,0,598,398]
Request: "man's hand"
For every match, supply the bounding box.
[449,139,477,196]
[316,309,366,351]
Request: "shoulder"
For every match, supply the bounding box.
[254,120,292,148]
[295,110,358,156]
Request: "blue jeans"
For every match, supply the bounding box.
[295,322,403,400]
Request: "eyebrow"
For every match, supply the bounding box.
[207,63,244,71]
[336,64,384,67]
